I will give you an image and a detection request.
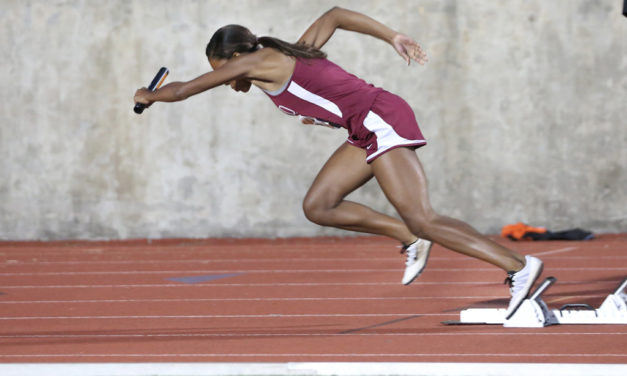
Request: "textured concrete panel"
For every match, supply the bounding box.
[1,0,625,240]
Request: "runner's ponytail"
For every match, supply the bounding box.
[256,36,326,59]
[206,25,326,60]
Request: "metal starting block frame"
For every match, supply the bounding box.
[445,276,627,327]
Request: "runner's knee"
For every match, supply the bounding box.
[302,198,322,224]
[302,192,334,225]
[400,210,439,240]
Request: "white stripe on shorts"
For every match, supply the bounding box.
[362,110,426,162]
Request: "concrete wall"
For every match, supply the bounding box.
[1,0,626,240]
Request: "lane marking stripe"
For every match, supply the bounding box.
[1,332,625,339]
[531,247,578,256]
[0,267,624,276]
[1,361,626,376]
[0,295,606,304]
[2,254,627,266]
[1,280,618,289]
[0,353,625,357]
[2,246,623,255]
[0,313,455,320]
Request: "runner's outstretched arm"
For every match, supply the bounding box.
[133,52,261,106]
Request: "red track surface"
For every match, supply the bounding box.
[0,235,626,363]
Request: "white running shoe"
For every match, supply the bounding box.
[504,255,544,319]
[401,238,433,285]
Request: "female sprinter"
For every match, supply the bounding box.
[134,7,543,318]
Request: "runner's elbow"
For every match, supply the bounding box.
[328,6,345,20]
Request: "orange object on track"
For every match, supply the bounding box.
[501,222,547,241]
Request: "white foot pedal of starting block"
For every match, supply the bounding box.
[443,276,627,327]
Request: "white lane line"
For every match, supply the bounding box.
[4,362,625,376]
[0,313,452,320]
[1,332,625,339]
[531,246,578,256]
[0,267,624,276]
[0,247,397,255]
[0,280,618,289]
[1,361,626,376]
[1,258,399,265]
[0,294,609,304]
[0,282,440,289]
[0,269,398,276]
[0,296,515,304]
[2,255,626,266]
[2,246,623,257]
[0,353,625,358]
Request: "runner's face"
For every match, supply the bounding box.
[209,57,252,93]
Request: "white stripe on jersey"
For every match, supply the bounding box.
[287,81,343,118]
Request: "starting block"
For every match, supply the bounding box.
[444,276,627,327]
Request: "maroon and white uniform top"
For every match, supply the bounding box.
[263,58,426,162]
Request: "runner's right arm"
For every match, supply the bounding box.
[297,7,427,65]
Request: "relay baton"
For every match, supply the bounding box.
[134,67,169,114]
